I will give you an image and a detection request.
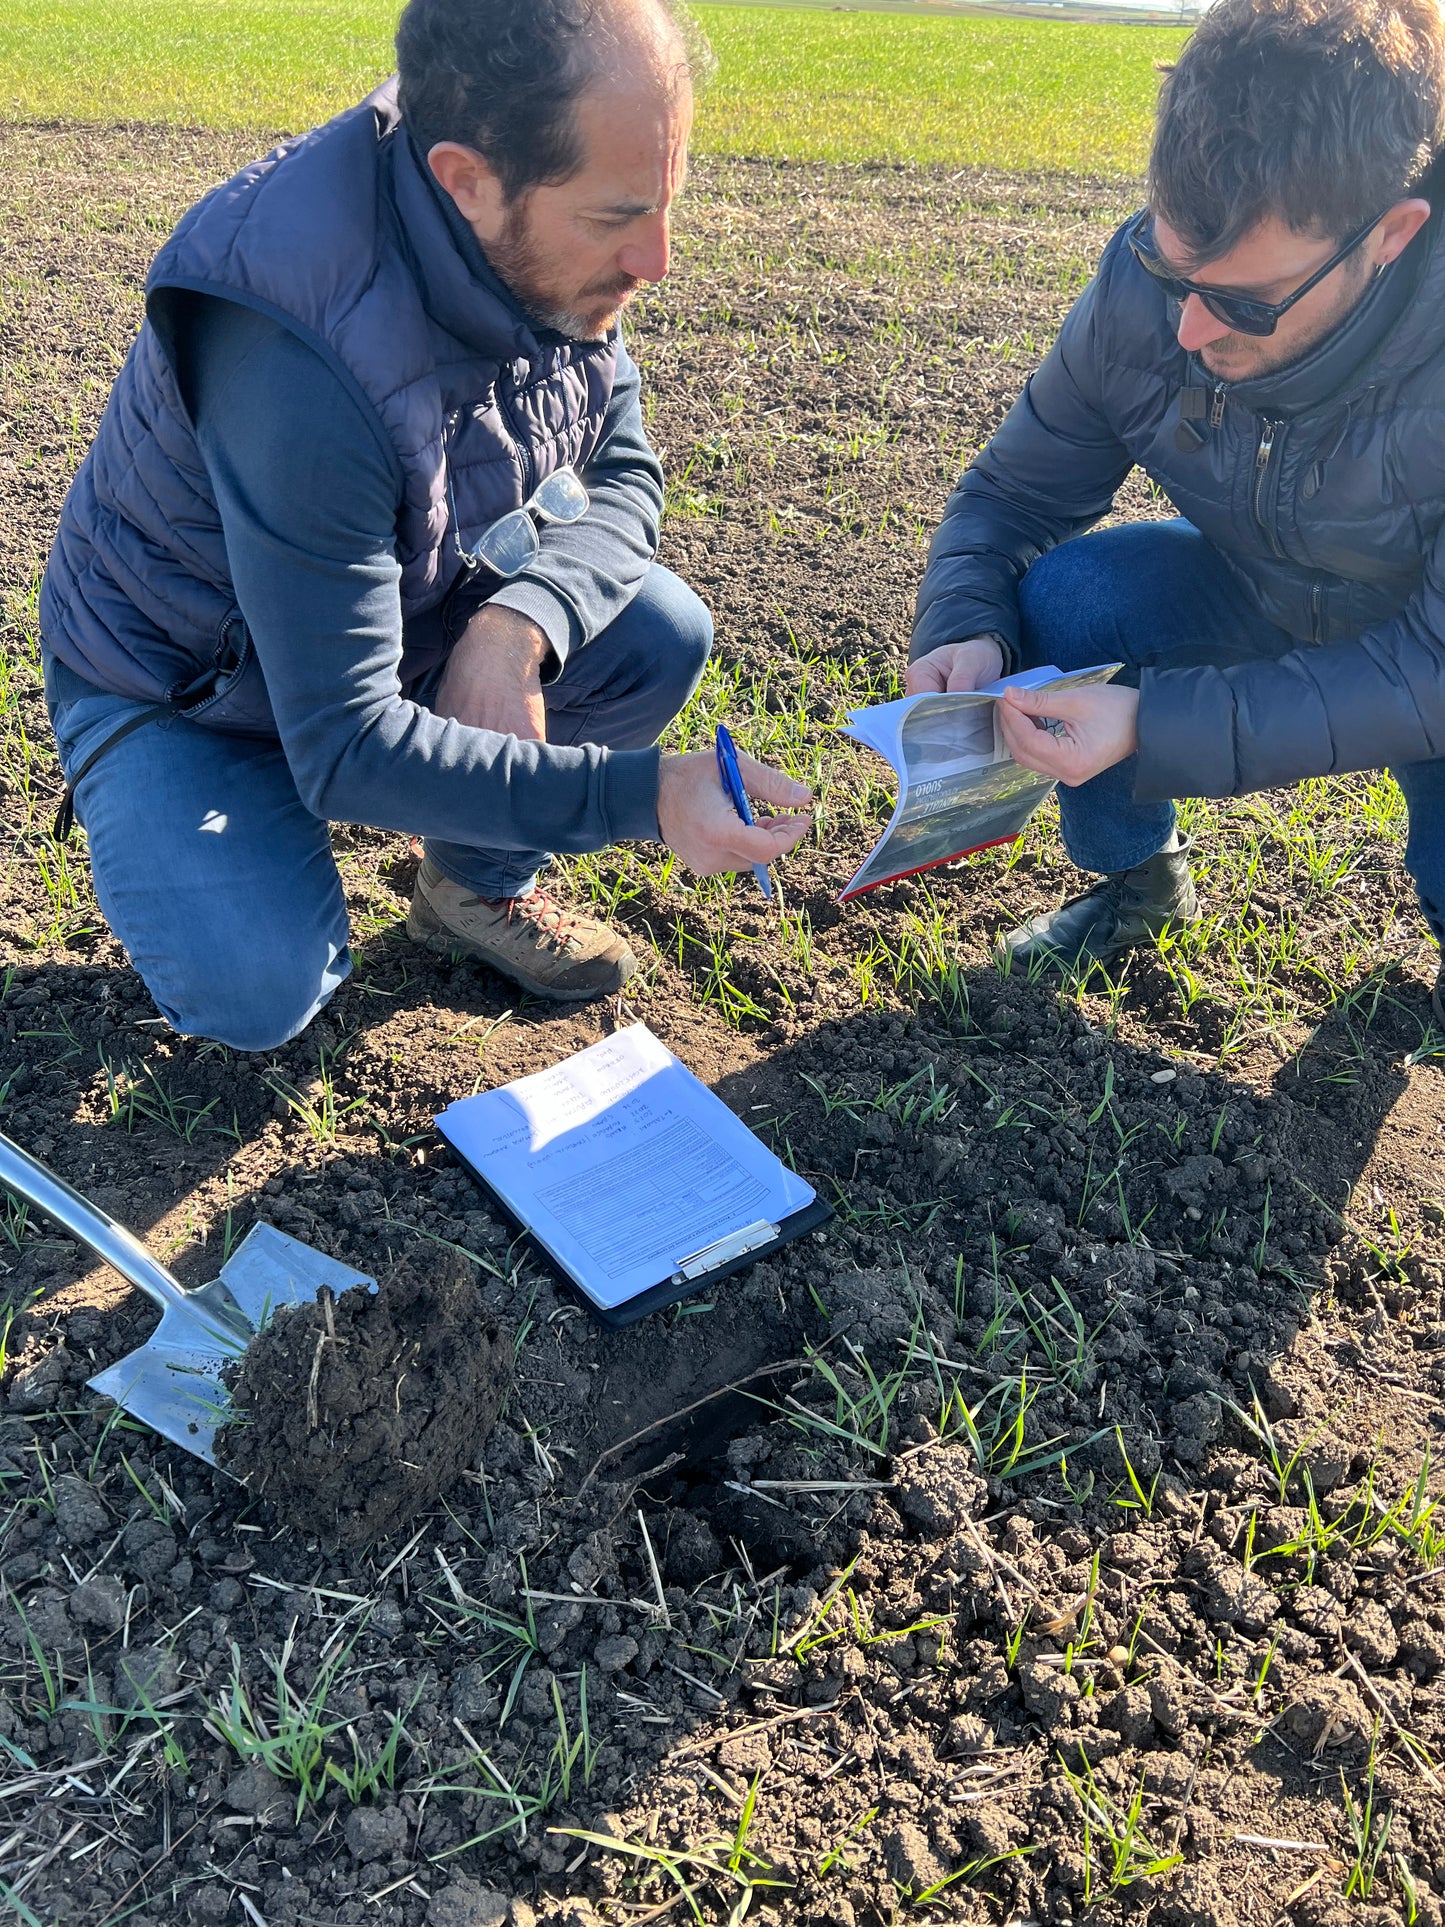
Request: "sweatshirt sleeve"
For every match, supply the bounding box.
[488,337,663,666]
[178,296,661,849]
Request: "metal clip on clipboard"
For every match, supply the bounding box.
[671,1219,780,1284]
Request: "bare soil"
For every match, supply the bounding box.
[1,123,1444,1927]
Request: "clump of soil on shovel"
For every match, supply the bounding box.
[217,1250,508,1548]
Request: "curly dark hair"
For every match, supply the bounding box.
[1149,0,1445,262]
[395,0,708,202]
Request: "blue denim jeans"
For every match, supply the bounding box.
[44,565,712,1050]
[1016,519,1445,948]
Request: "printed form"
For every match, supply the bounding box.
[436,1025,816,1309]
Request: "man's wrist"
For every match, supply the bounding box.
[466,602,551,666]
[908,630,1012,671]
[963,631,1012,674]
[488,582,575,676]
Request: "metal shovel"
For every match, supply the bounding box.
[0,1128,375,1468]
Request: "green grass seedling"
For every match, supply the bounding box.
[423,1746,553,1853]
[1396,1852,1423,1925]
[100,1047,237,1144]
[203,1629,367,1818]
[815,1806,879,1879]
[0,3,1186,176]
[66,1669,192,1776]
[264,1039,366,1144]
[555,1780,791,1925]
[1341,1731,1392,1901]
[1111,1428,1161,1518]
[1251,1632,1280,1710]
[429,1561,544,1730]
[1224,1393,1323,1507]
[939,1364,1080,1482]
[790,1586,949,1667]
[1003,1617,1028,1672]
[905,1846,1033,1909]
[1059,1752,1183,1899]
[7,1589,62,1719]
[326,1705,414,1804]
[119,1452,173,1525]
[0,1878,43,1927]
[778,1326,923,1460]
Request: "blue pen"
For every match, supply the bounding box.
[715,723,772,902]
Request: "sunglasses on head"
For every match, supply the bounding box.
[1126,208,1386,337]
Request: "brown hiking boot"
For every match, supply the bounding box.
[996,840,1198,980]
[406,858,637,1001]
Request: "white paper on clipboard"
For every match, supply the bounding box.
[436,1025,815,1310]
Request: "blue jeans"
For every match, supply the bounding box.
[44,565,712,1051]
[1016,519,1445,947]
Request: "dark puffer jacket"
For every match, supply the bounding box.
[911,192,1445,799]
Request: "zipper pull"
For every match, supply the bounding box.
[1210,383,1227,428]
[1174,385,1209,453]
[1256,421,1277,470]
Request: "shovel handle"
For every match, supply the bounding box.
[0,1127,198,1321]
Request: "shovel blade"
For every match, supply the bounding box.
[87,1222,375,1467]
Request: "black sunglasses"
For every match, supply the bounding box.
[1127,208,1386,337]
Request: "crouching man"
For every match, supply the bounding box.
[908,0,1445,1013]
[39,0,810,1050]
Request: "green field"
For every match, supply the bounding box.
[0,1,1184,173]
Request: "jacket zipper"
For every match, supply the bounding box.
[442,408,475,572]
[1210,383,1227,429]
[1252,417,1286,558]
[496,371,535,501]
[1309,578,1324,644]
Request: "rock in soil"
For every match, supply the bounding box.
[216,1250,508,1547]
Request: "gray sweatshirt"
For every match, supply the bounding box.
[170,275,668,856]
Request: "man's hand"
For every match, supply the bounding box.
[435,603,551,741]
[905,636,1006,697]
[657,749,813,878]
[996,682,1140,785]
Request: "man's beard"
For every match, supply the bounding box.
[1195,253,1376,382]
[488,201,639,341]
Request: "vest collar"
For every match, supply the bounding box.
[388,119,543,361]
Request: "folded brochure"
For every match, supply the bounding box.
[436,1024,828,1325]
[838,662,1122,899]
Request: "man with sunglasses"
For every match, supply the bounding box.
[38,0,811,1047]
[909,0,1445,1012]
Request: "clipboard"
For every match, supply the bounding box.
[438,1155,833,1327]
[434,1026,833,1329]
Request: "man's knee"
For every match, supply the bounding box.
[148,950,348,1054]
[553,567,712,749]
[1018,539,1123,671]
[636,566,713,698]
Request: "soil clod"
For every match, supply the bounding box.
[217,1249,508,1546]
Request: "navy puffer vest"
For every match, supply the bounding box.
[40,81,618,734]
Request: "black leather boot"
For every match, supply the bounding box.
[996,840,1198,978]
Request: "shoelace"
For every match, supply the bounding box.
[492,888,581,954]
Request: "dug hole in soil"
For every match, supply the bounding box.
[1,127,1444,1927]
